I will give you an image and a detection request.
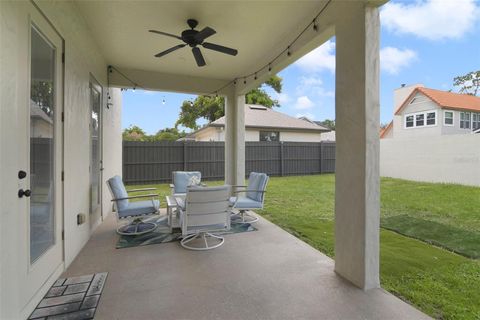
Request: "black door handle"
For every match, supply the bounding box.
[18,189,31,198]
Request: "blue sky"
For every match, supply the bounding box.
[122,0,480,134]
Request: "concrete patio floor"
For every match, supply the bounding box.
[63,211,430,320]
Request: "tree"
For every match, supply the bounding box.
[453,70,480,96]
[319,119,335,130]
[154,127,186,141]
[176,75,283,129]
[122,125,147,141]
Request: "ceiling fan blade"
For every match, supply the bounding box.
[192,47,206,67]
[149,29,183,40]
[154,44,186,58]
[194,27,216,42]
[202,42,238,56]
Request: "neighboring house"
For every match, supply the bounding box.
[381,84,480,139]
[298,117,336,141]
[189,104,330,142]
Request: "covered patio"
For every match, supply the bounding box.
[65,212,428,319]
[0,0,432,318]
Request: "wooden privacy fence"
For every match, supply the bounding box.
[123,141,336,185]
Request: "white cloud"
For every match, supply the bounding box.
[276,93,290,105]
[294,40,335,73]
[296,76,334,97]
[296,112,315,120]
[380,47,417,75]
[294,96,314,110]
[381,0,480,41]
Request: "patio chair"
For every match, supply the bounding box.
[170,171,205,197]
[230,172,269,223]
[106,175,160,235]
[179,185,231,250]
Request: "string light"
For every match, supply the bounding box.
[190,100,194,107]
[207,0,331,96]
[162,96,166,105]
[243,78,246,84]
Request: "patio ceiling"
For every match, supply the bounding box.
[74,0,346,94]
[76,1,326,79]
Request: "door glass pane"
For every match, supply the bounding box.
[30,27,55,263]
[90,85,101,213]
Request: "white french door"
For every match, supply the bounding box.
[18,7,64,314]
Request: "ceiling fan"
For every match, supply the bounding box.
[149,19,238,67]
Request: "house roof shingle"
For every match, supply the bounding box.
[209,105,330,132]
[395,87,480,115]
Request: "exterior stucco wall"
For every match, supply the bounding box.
[35,0,122,267]
[0,1,121,318]
[194,127,322,142]
[380,135,480,186]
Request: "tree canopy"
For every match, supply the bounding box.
[453,70,480,96]
[176,75,283,130]
[122,125,186,141]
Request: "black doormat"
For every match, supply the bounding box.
[29,272,108,320]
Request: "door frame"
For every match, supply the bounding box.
[89,74,104,225]
[20,4,65,317]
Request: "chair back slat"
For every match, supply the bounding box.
[184,185,230,230]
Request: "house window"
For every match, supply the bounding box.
[472,113,480,130]
[405,115,414,128]
[444,111,454,126]
[460,112,471,129]
[259,131,280,141]
[416,113,425,127]
[426,112,436,126]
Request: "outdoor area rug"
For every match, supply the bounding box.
[116,215,257,249]
[29,272,108,320]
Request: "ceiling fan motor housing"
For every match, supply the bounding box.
[181,29,202,47]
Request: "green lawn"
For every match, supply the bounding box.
[127,175,480,319]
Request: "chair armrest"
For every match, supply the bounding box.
[233,190,267,194]
[129,187,156,192]
[111,194,159,201]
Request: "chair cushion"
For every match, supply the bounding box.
[118,200,160,219]
[108,175,129,211]
[247,172,268,202]
[231,196,263,209]
[173,171,202,194]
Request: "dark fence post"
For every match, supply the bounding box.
[183,141,187,171]
[320,141,323,174]
[280,141,284,177]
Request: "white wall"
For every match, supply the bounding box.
[195,127,322,142]
[0,1,122,318]
[381,135,480,186]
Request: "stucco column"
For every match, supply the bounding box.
[224,93,245,186]
[334,5,380,290]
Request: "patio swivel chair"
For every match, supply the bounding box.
[178,185,231,250]
[230,172,269,223]
[170,171,205,198]
[107,175,160,235]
